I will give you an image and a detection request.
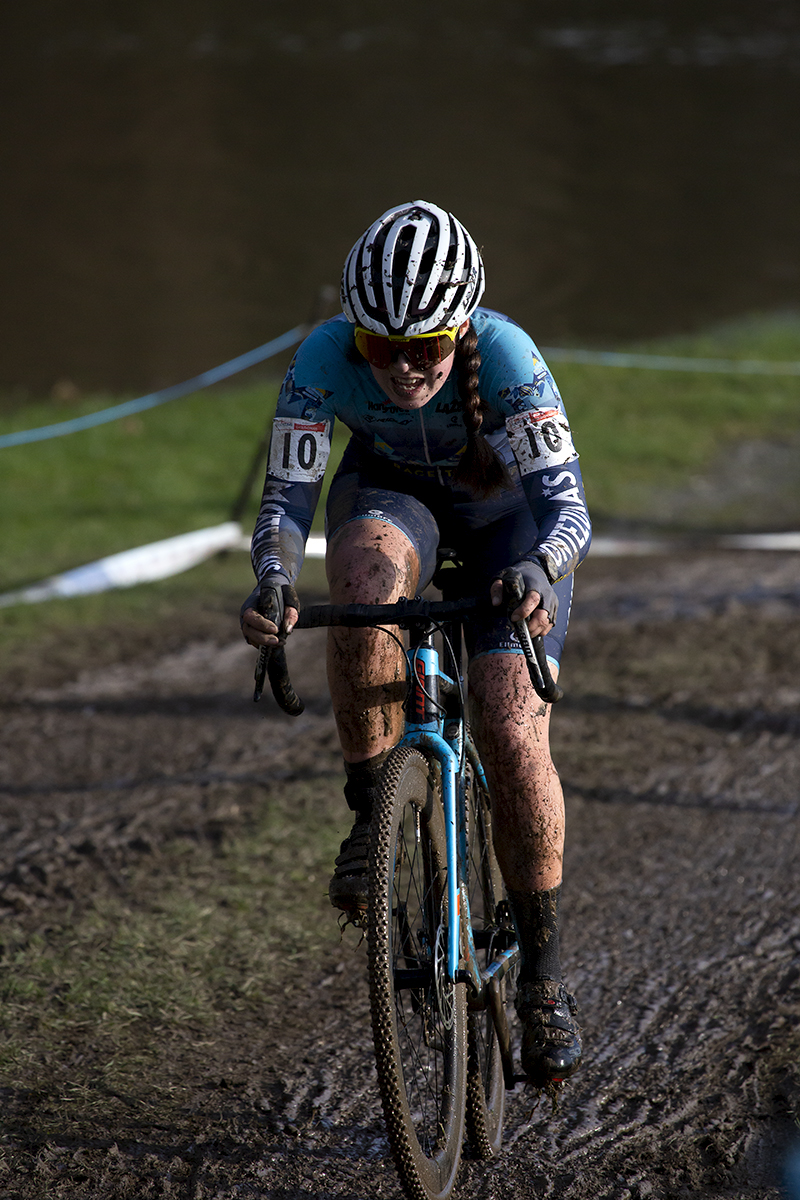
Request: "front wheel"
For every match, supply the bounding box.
[465,761,510,1158]
[368,747,467,1200]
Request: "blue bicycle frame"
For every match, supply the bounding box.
[398,638,520,991]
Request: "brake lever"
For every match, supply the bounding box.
[252,585,281,703]
[512,617,563,703]
[500,569,563,704]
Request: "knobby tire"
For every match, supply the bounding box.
[465,765,508,1158]
[368,747,467,1200]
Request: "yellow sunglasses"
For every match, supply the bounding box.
[354,325,460,370]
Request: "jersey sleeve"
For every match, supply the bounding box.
[504,407,592,580]
[478,312,592,581]
[250,330,339,586]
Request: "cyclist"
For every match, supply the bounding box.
[241,200,590,1089]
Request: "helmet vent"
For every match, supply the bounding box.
[340,200,485,336]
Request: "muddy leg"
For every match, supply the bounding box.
[469,653,564,892]
[325,519,420,764]
[470,653,581,1082]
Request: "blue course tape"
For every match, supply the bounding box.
[0,324,306,450]
[542,347,800,374]
[4,326,799,452]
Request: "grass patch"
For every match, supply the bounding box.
[0,378,351,593]
[555,311,800,522]
[0,777,345,1115]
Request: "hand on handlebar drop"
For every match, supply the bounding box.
[241,580,300,649]
[241,605,299,648]
[490,580,554,638]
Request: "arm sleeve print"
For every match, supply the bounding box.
[505,407,592,581]
[250,335,337,586]
[477,311,592,582]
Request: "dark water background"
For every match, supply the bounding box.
[2,1,800,394]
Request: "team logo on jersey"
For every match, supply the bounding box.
[283,385,334,420]
[498,370,554,412]
[373,436,398,458]
[505,408,578,475]
[277,357,298,403]
[268,418,331,482]
[434,398,462,416]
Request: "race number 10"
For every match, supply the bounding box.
[269,418,331,482]
[506,407,578,476]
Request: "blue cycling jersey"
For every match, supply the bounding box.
[251,307,591,587]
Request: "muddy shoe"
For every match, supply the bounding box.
[515,979,582,1087]
[328,818,371,915]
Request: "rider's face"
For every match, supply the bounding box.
[368,320,470,411]
[369,353,455,410]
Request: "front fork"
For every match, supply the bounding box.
[400,641,518,991]
[399,726,463,983]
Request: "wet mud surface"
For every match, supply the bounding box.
[1,551,799,1199]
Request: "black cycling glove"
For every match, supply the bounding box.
[240,577,300,633]
[495,559,559,625]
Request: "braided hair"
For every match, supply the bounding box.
[452,322,511,497]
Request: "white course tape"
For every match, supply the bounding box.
[589,532,800,554]
[587,537,670,556]
[719,531,800,551]
[0,528,797,608]
[0,521,245,608]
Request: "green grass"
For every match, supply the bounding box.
[0,376,339,663]
[554,310,800,520]
[0,777,345,1111]
[0,378,350,592]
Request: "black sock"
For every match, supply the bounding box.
[507,885,563,983]
[343,750,391,822]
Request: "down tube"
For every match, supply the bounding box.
[400,729,460,980]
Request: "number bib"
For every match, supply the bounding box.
[505,408,578,476]
[268,418,331,482]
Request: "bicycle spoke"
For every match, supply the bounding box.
[369,747,466,1200]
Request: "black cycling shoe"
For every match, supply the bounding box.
[328,818,371,915]
[515,979,582,1087]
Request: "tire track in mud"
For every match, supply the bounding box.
[1,553,799,1198]
[0,629,340,913]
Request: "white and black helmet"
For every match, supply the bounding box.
[341,200,485,336]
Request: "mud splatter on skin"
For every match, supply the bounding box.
[326,522,418,761]
[470,654,565,892]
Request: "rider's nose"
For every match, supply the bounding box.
[391,352,413,373]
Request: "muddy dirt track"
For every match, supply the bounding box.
[1,551,799,1199]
